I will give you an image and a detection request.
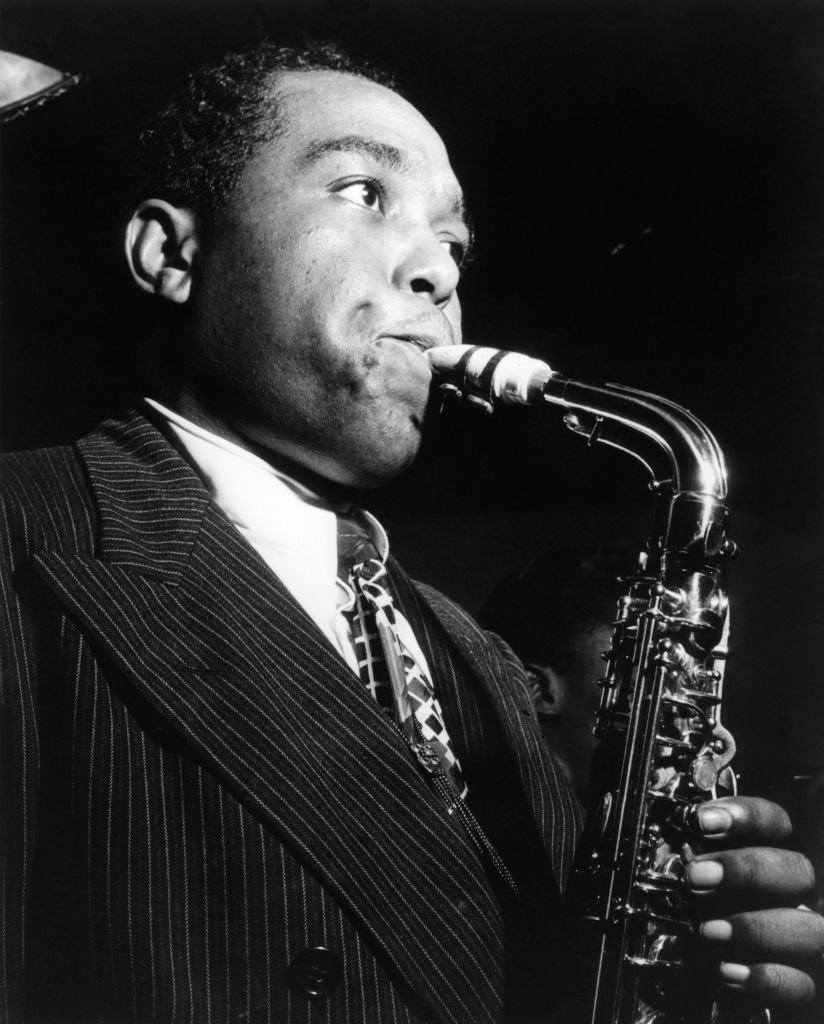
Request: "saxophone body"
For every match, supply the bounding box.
[426,345,739,1024]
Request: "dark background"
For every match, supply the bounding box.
[2,0,823,800]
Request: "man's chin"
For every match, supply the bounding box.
[342,450,419,491]
[333,429,424,490]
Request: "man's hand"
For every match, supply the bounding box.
[688,796,824,1007]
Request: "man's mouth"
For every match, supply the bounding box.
[386,334,440,353]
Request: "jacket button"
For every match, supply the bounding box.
[286,946,342,998]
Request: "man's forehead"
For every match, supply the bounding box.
[275,67,411,118]
[273,70,464,203]
[301,135,406,172]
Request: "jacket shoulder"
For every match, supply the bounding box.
[0,444,96,558]
[411,577,539,713]
[411,579,481,633]
[412,579,524,671]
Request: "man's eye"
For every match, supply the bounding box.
[440,238,467,268]
[337,181,382,211]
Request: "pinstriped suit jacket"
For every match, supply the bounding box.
[0,408,584,1024]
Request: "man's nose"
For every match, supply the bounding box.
[392,231,461,308]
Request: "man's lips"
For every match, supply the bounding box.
[384,333,442,353]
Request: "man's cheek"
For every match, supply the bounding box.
[446,293,463,340]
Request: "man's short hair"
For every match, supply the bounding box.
[130,39,398,219]
[479,547,631,672]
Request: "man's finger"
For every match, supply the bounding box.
[699,907,824,960]
[695,796,792,845]
[686,848,815,908]
[717,961,817,1006]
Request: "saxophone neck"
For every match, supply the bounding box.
[541,376,734,568]
[542,376,728,503]
[426,344,733,565]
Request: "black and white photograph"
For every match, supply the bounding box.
[2,1,823,1021]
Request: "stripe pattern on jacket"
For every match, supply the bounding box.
[1,409,582,1024]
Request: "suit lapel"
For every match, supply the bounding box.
[31,409,505,1024]
[400,574,585,890]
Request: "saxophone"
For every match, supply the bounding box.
[426,345,739,1024]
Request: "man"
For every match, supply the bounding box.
[480,548,628,802]
[1,40,821,1024]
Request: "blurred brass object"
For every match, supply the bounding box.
[0,51,81,123]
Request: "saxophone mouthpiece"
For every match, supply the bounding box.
[425,345,554,412]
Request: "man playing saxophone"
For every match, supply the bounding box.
[0,39,821,1024]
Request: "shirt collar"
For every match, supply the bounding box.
[142,397,389,561]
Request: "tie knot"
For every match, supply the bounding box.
[337,512,382,580]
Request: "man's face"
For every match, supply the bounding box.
[180,70,468,488]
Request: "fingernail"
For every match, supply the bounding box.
[698,806,733,836]
[700,919,733,943]
[687,860,724,890]
[719,962,751,985]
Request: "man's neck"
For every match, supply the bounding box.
[142,396,364,511]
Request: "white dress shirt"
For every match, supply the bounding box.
[144,399,432,679]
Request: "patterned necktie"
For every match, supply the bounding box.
[336,512,519,894]
[337,512,468,802]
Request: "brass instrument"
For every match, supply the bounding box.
[426,345,739,1024]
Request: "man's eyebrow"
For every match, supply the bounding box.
[301,133,472,238]
[449,192,469,229]
[300,135,407,171]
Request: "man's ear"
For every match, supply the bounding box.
[541,668,567,717]
[124,200,199,304]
